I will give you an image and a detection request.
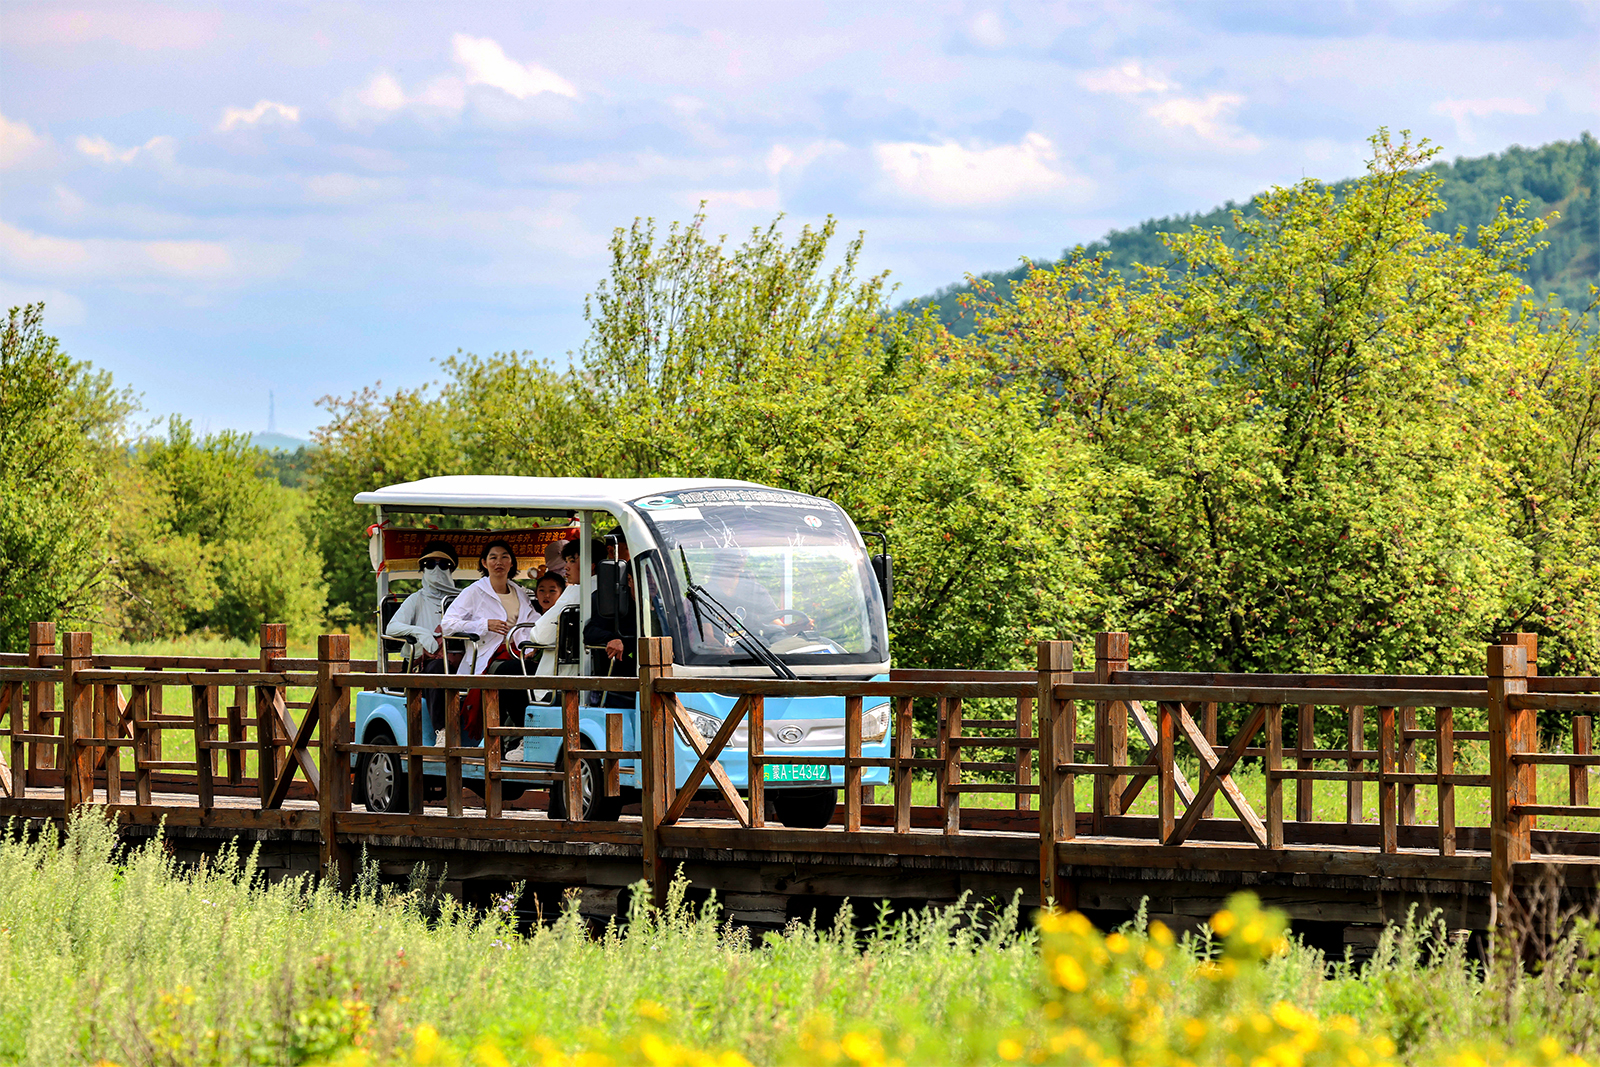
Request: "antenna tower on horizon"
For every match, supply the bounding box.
[268,391,276,433]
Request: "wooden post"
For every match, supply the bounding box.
[444,689,463,817]
[605,711,623,798]
[484,690,502,818]
[226,683,245,786]
[845,694,863,833]
[257,623,287,804]
[939,696,961,835]
[205,671,221,780]
[316,634,352,884]
[1266,704,1284,849]
[748,696,766,828]
[27,622,55,777]
[1437,706,1456,856]
[405,688,425,814]
[103,685,122,805]
[131,685,151,806]
[61,631,93,811]
[892,695,913,834]
[1378,706,1397,853]
[6,682,23,799]
[1015,695,1034,812]
[1157,700,1176,842]
[1574,717,1591,807]
[1295,703,1315,823]
[1202,701,1219,819]
[1502,633,1539,828]
[1093,632,1129,828]
[1399,706,1417,825]
[638,637,672,908]
[191,684,216,813]
[1487,642,1530,913]
[561,690,581,820]
[1037,640,1075,909]
[1346,707,1364,823]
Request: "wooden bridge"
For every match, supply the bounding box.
[2,622,1597,941]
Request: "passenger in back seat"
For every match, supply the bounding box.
[384,540,459,737]
[529,561,580,702]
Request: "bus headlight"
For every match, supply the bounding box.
[689,712,720,740]
[862,705,890,743]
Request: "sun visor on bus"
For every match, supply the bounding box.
[369,524,579,577]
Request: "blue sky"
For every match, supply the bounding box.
[2,1,1596,439]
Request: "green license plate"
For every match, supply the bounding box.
[764,763,832,783]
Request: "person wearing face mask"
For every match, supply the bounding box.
[384,540,461,739]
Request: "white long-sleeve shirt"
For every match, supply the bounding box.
[439,576,539,675]
[528,583,581,700]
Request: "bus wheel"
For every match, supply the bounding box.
[356,727,410,813]
[773,787,837,828]
[548,755,623,822]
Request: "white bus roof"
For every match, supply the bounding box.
[354,475,780,514]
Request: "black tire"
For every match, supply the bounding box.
[356,727,410,813]
[547,755,624,822]
[772,787,838,828]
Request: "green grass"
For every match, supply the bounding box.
[0,814,1596,1065]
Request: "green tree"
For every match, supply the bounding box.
[976,131,1600,676]
[309,385,461,617]
[0,305,122,650]
[135,419,326,640]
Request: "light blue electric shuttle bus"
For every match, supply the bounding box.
[351,476,894,827]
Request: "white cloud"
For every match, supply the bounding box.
[1148,94,1261,152]
[0,282,86,325]
[767,140,847,178]
[340,39,576,125]
[0,219,294,283]
[1431,96,1538,143]
[1079,62,1177,95]
[218,100,300,131]
[967,11,1007,49]
[75,134,174,165]
[356,73,408,112]
[451,34,577,100]
[874,132,1090,207]
[1,112,47,169]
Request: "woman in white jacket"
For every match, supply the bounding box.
[440,539,538,747]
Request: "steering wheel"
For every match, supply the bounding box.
[766,610,812,636]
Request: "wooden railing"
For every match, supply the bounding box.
[1,624,1596,915]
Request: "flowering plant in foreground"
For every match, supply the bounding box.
[340,893,1590,1067]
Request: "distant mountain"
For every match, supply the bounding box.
[250,432,312,453]
[906,134,1599,336]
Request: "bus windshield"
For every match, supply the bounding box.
[629,488,887,667]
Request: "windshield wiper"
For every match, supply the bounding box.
[678,548,797,680]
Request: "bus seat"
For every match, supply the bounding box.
[379,594,409,655]
[557,604,580,665]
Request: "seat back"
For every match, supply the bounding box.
[379,593,409,654]
[557,604,580,665]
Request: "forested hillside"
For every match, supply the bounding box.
[909,134,1599,335]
